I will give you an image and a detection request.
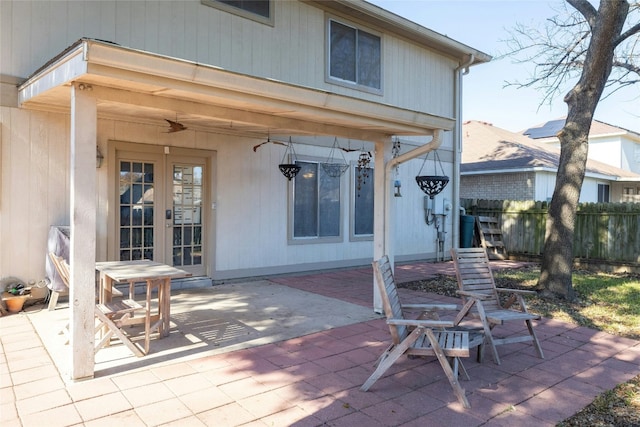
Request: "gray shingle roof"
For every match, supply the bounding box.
[462,120,640,179]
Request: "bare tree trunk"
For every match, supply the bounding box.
[538,120,588,300]
[538,0,629,300]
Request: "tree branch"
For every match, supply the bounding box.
[567,0,598,29]
[615,21,640,46]
[612,59,640,74]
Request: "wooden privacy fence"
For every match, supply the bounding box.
[461,199,640,264]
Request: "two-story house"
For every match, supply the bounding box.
[461,120,640,203]
[0,0,489,378]
[523,118,640,201]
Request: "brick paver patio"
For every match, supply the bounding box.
[1,259,639,426]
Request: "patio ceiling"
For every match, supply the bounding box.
[18,39,455,144]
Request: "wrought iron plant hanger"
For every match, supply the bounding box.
[415,150,449,198]
[321,137,349,178]
[278,137,301,180]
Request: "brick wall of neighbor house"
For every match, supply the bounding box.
[461,172,535,200]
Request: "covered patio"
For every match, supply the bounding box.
[2,259,639,426]
[17,38,466,380]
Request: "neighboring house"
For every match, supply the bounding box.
[523,118,640,178]
[1,0,491,376]
[461,121,640,203]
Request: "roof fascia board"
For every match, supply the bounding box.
[304,0,491,65]
[18,39,455,136]
[18,45,86,105]
[462,168,637,181]
[461,167,556,175]
[84,62,451,136]
[83,41,454,132]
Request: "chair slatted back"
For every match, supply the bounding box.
[451,248,501,311]
[372,255,408,345]
[49,252,71,289]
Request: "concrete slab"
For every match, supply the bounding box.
[27,280,380,379]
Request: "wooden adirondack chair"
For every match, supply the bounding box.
[450,248,544,365]
[361,255,484,408]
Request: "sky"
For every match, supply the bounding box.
[367,0,639,133]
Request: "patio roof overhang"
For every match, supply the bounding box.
[17,38,460,381]
[18,39,455,143]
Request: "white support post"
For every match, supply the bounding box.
[69,82,97,380]
[373,130,444,313]
[373,138,392,313]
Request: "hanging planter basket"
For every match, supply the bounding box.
[321,137,349,178]
[278,137,301,180]
[279,164,301,180]
[415,175,449,198]
[322,163,349,178]
[415,150,449,198]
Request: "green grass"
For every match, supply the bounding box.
[494,268,640,340]
[493,268,640,427]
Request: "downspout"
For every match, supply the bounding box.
[452,54,474,251]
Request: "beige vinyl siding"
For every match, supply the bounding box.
[1,107,449,280]
[2,0,455,118]
[1,0,460,281]
[0,107,70,282]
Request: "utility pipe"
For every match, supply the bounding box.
[452,54,475,251]
[385,129,444,177]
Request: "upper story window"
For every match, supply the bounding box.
[202,0,273,25]
[328,19,381,93]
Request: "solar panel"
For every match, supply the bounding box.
[523,119,566,139]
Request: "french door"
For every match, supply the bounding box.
[116,149,208,277]
[167,160,205,276]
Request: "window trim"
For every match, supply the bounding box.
[326,17,383,95]
[201,0,274,26]
[288,156,344,245]
[350,162,374,242]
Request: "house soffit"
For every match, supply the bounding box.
[17,39,455,144]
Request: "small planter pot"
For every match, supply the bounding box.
[2,293,30,313]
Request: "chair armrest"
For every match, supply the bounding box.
[403,303,457,311]
[386,318,454,328]
[495,288,537,295]
[457,290,493,300]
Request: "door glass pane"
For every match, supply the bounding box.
[119,161,155,261]
[172,165,203,267]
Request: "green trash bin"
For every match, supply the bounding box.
[460,215,475,248]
